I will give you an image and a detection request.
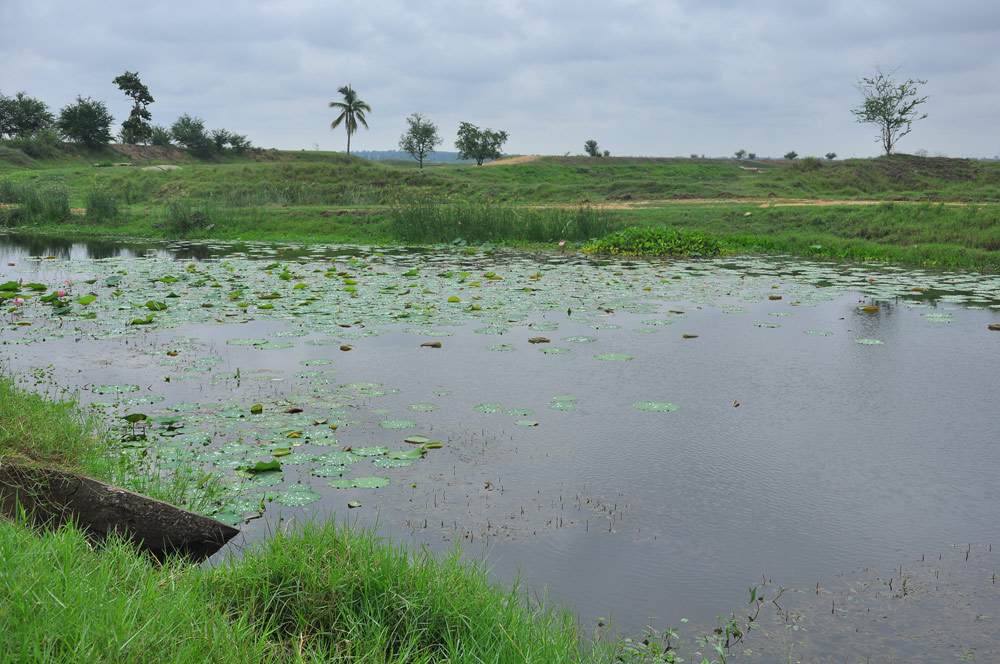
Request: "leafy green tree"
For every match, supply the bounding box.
[228,133,251,155]
[455,122,508,165]
[734,149,747,160]
[150,125,172,146]
[584,140,602,157]
[55,96,114,149]
[825,152,837,161]
[328,85,371,157]
[398,113,441,168]
[783,151,798,160]
[0,91,54,138]
[747,152,756,159]
[113,71,154,145]
[210,128,231,151]
[170,114,214,157]
[851,66,928,155]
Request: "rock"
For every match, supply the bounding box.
[0,461,238,561]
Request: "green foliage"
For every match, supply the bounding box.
[149,124,172,146]
[0,91,54,139]
[584,226,724,257]
[0,178,70,226]
[851,65,928,155]
[328,84,371,157]
[825,152,837,161]
[584,139,603,157]
[398,112,441,168]
[734,148,747,160]
[114,70,155,145]
[783,150,798,160]
[210,128,230,151]
[160,198,218,236]
[170,114,214,158]
[389,199,618,243]
[455,121,508,165]
[84,188,119,223]
[56,96,114,149]
[3,129,64,159]
[794,156,823,171]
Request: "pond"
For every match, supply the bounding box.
[3,232,999,660]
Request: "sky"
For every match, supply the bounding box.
[2,0,999,159]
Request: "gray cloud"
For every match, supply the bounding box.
[2,0,996,158]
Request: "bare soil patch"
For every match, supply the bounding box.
[483,155,541,166]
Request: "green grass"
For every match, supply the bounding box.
[0,372,603,663]
[2,143,999,269]
[0,514,591,663]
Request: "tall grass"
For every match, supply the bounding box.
[83,188,120,223]
[0,178,70,226]
[389,199,619,243]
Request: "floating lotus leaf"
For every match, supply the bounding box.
[485,344,516,351]
[379,419,417,429]
[328,479,356,489]
[474,403,507,413]
[755,323,781,328]
[351,445,390,457]
[633,401,679,412]
[93,384,140,394]
[404,435,430,445]
[804,330,833,336]
[408,403,438,412]
[594,353,633,361]
[274,489,321,506]
[373,457,416,468]
[354,476,391,488]
[309,465,349,477]
[227,338,266,346]
[562,336,597,343]
[854,338,885,345]
[255,341,295,350]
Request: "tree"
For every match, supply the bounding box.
[170,114,214,157]
[210,128,231,151]
[784,151,798,160]
[328,85,370,157]
[398,113,441,168]
[150,125,172,146]
[0,91,54,138]
[747,152,756,160]
[113,71,154,145]
[55,96,114,149]
[825,152,837,161]
[734,149,747,160]
[455,122,508,165]
[851,66,928,155]
[584,139,602,157]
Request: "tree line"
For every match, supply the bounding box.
[0,71,252,157]
[329,84,509,168]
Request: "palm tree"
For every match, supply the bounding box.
[328,85,371,157]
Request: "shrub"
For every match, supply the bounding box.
[583,226,724,257]
[150,125,172,146]
[84,188,119,222]
[56,96,114,149]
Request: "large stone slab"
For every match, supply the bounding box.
[0,461,238,561]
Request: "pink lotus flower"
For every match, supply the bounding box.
[57,290,66,297]
[13,297,24,306]
[558,241,566,246]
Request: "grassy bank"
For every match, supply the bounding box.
[2,144,999,270]
[0,373,597,663]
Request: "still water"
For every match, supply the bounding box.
[2,233,998,658]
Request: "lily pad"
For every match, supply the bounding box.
[594,353,633,361]
[354,476,391,488]
[274,489,322,506]
[854,338,885,345]
[379,419,418,429]
[633,401,679,412]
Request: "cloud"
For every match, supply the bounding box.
[2,0,997,157]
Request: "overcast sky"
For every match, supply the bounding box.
[3,0,998,159]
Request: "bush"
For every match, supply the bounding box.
[5,129,63,159]
[159,199,217,236]
[170,114,214,158]
[56,96,114,149]
[150,125,172,146]
[0,179,70,226]
[583,226,724,257]
[84,188,119,223]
